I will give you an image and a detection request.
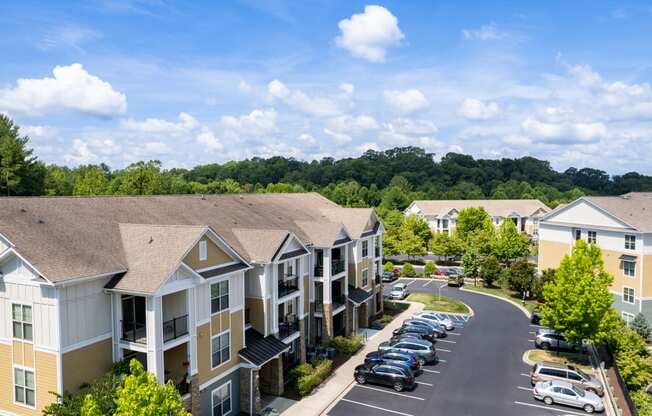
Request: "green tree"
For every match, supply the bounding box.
[402,262,416,277]
[44,165,75,196]
[541,240,619,344]
[401,214,432,247]
[455,207,493,243]
[507,259,537,297]
[492,220,530,263]
[631,390,652,416]
[115,161,162,195]
[398,227,426,258]
[631,313,652,342]
[480,255,501,287]
[423,260,437,277]
[74,166,109,195]
[383,261,394,272]
[429,232,463,262]
[533,268,556,300]
[461,251,480,285]
[0,115,45,195]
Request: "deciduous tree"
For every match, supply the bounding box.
[492,219,530,263]
[429,232,463,262]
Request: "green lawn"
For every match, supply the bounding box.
[527,349,591,370]
[406,293,470,314]
[464,285,541,313]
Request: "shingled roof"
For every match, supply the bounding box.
[409,199,550,218]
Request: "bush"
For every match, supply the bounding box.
[631,390,652,416]
[288,363,313,383]
[384,261,394,272]
[609,321,652,391]
[402,262,416,277]
[480,255,501,287]
[423,260,436,277]
[380,314,393,325]
[330,336,363,356]
[293,359,333,396]
[632,313,652,342]
[533,268,556,300]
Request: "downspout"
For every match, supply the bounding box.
[250,366,254,415]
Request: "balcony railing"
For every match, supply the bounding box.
[278,276,299,298]
[163,315,189,343]
[375,246,380,258]
[315,301,324,313]
[331,259,345,275]
[121,320,147,344]
[375,274,381,285]
[314,264,324,277]
[278,317,299,340]
[332,294,346,310]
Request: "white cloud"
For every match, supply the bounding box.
[521,117,607,143]
[121,112,197,134]
[383,89,429,113]
[335,5,404,62]
[20,125,57,138]
[568,64,602,88]
[196,129,223,151]
[323,128,352,144]
[0,63,127,117]
[221,108,278,136]
[268,80,340,117]
[383,118,438,136]
[458,98,501,120]
[238,80,253,94]
[462,23,507,41]
[503,135,532,146]
[357,142,380,153]
[326,115,379,133]
[90,138,121,156]
[39,25,100,51]
[63,139,98,164]
[339,83,355,94]
[144,141,171,155]
[298,133,317,146]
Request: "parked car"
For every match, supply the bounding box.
[446,269,464,287]
[390,283,409,300]
[531,361,603,396]
[391,325,438,343]
[365,351,421,372]
[435,269,446,277]
[403,318,447,338]
[354,363,416,392]
[378,338,438,365]
[533,380,604,413]
[531,308,541,325]
[413,311,455,330]
[382,271,398,282]
[535,329,580,351]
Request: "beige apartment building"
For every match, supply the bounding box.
[405,199,550,236]
[0,193,383,416]
[538,193,652,324]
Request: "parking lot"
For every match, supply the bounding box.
[327,279,594,416]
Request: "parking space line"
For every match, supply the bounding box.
[447,332,461,336]
[339,398,415,416]
[520,373,530,377]
[516,386,531,391]
[529,324,544,328]
[354,385,425,400]
[416,381,433,387]
[438,339,456,344]
[421,369,440,374]
[527,339,534,342]
[438,359,447,363]
[437,348,452,352]
[513,401,587,416]
[405,279,416,286]
[423,279,434,287]
[528,331,536,335]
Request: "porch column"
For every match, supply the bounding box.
[111,293,123,362]
[187,288,198,377]
[146,295,165,384]
[271,264,279,335]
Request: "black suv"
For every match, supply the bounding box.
[354,363,416,392]
[391,325,438,343]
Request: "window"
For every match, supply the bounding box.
[362,240,369,258]
[14,368,35,407]
[211,381,231,416]
[626,235,636,250]
[567,372,582,381]
[211,281,229,314]
[362,268,368,286]
[622,311,635,325]
[624,261,636,277]
[287,261,294,277]
[199,240,208,261]
[587,231,597,244]
[211,331,230,368]
[573,228,581,241]
[12,304,33,341]
[624,287,635,304]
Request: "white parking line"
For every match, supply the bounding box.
[529,324,544,328]
[527,339,534,342]
[520,373,530,377]
[516,386,532,391]
[416,381,433,387]
[438,359,447,363]
[437,348,452,352]
[438,339,456,344]
[339,398,415,416]
[447,332,461,336]
[528,331,536,335]
[405,280,416,287]
[421,369,440,374]
[354,385,425,401]
[423,280,434,287]
[438,282,447,290]
[513,401,588,416]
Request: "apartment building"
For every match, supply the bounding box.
[538,193,652,324]
[405,199,550,235]
[0,193,383,416]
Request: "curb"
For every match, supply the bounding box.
[522,350,535,366]
[461,287,531,319]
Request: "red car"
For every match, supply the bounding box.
[435,270,446,277]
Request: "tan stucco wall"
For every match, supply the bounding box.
[184,237,233,270]
[356,257,374,290]
[197,309,244,385]
[62,338,113,394]
[0,342,58,416]
[602,248,640,294]
[537,240,571,271]
[644,255,652,297]
[246,297,265,335]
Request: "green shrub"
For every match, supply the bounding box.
[423,260,436,277]
[384,261,394,272]
[480,255,501,287]
[631,390,652,416]
[379,314,393,325]
[288,363,313,382]
[293,359,333,396]
[402,262,416,277]
[632,313,652,342]
[330,336,363,356]
[296,375,318,396]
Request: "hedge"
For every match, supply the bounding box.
[289,359,333,396]
[330,335,363,356]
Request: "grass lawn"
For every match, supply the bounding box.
[527,349,592,371]
[464,285,541,313]
[406,293,470,314]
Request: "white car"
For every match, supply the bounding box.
[390,283,409,300]
[413,312,455,330]
[533,380,604,414]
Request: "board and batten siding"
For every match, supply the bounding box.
[59,277,113,349]
[195,272,245,324]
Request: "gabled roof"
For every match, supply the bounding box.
[294,220,350,248]
[580,194,652,232]
[409,199,550,218]
[232,228,290,263]
[319,207,380,239]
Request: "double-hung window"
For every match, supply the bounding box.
[587,231,597,244]
[622,312,635,325]
[211,281,229,314]
[573,228,581,241]
[211,381,232,416]
[624,287,635,304]
[625,235,636,250]
[624,261,636,277]
[362,268,368,287]
[12,304,33,341]
[199,240,208,261]
[14,368,35,407]
[211,331,230,368]
[362,240,369,258]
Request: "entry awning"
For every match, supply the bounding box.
[239,328,290,367]
[619,254,637,262]
[348,286,373,305]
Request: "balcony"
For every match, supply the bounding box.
[163,315,189,343]
[375,246,380,258]
[278,276,299,298]
[332,294,346,310]
[278,317,300,340]
[121,320,147,344]
[375,274,381,285]
[331,259,345,275]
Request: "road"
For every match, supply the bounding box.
[327,279,591,416]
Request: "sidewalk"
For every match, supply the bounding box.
[282,301,424,416]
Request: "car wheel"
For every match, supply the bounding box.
[417,357,426,366]
[543,396,554,405]
[541,342,550,350]
[393,382,404,392]
[355,375,366,384]
[583,404,595,414]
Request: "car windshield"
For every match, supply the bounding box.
[576,368,590,379]
[572,385,586,397]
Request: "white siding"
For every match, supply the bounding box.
[244,265,265,298]
[539,223,574,245]
[548,200,629,228]
[230,272,244,310]
[59,277,112,349]
[195,282,210,323]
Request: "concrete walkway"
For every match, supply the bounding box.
[282,301,424,416]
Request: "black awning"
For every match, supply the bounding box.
[348,286,373,305]
[277,247,309,261]
[334,236,352,246]
[360,222,381,238]
[619,254,637,262]
[239,328,290,367]
[199,262,249,279]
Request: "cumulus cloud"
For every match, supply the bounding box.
[196,129,223,151]
[0,63,127,117]
[143,141,172,155]
[20,125,57,138]
[221,108,278,136]
[383,89,429,114]
[462,23,507,41]
[121,112,197,134]
[326,115,379,133]
[339,83,355,94]
[521,117,607,143]
[458,98,501,120]
[383,118,438,136]
[335,5,404,62]
[64,139,98,164]
[268,80,340,117]
[323,128,352,144]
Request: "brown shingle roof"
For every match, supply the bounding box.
[410,199,550,218]
[294,220,348,248]
[584,193,652,232]
[232,228,290,263]
[319,207,376,238]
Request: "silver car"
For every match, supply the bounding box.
[390,283,409,300]
[534,328,579,351]
[413,312,455,330]
[533,380,604,413]
[531,361,604,396]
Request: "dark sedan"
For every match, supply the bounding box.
[391,325,438,343]
[354,363,416,392]
[382,271,398,282]
[365,351,421,372]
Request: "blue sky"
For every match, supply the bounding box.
[1,1,652,174]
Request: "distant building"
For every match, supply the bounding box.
[405,199,550,235]
[538,192,652,324]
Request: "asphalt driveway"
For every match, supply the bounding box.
[327,279,590,416]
